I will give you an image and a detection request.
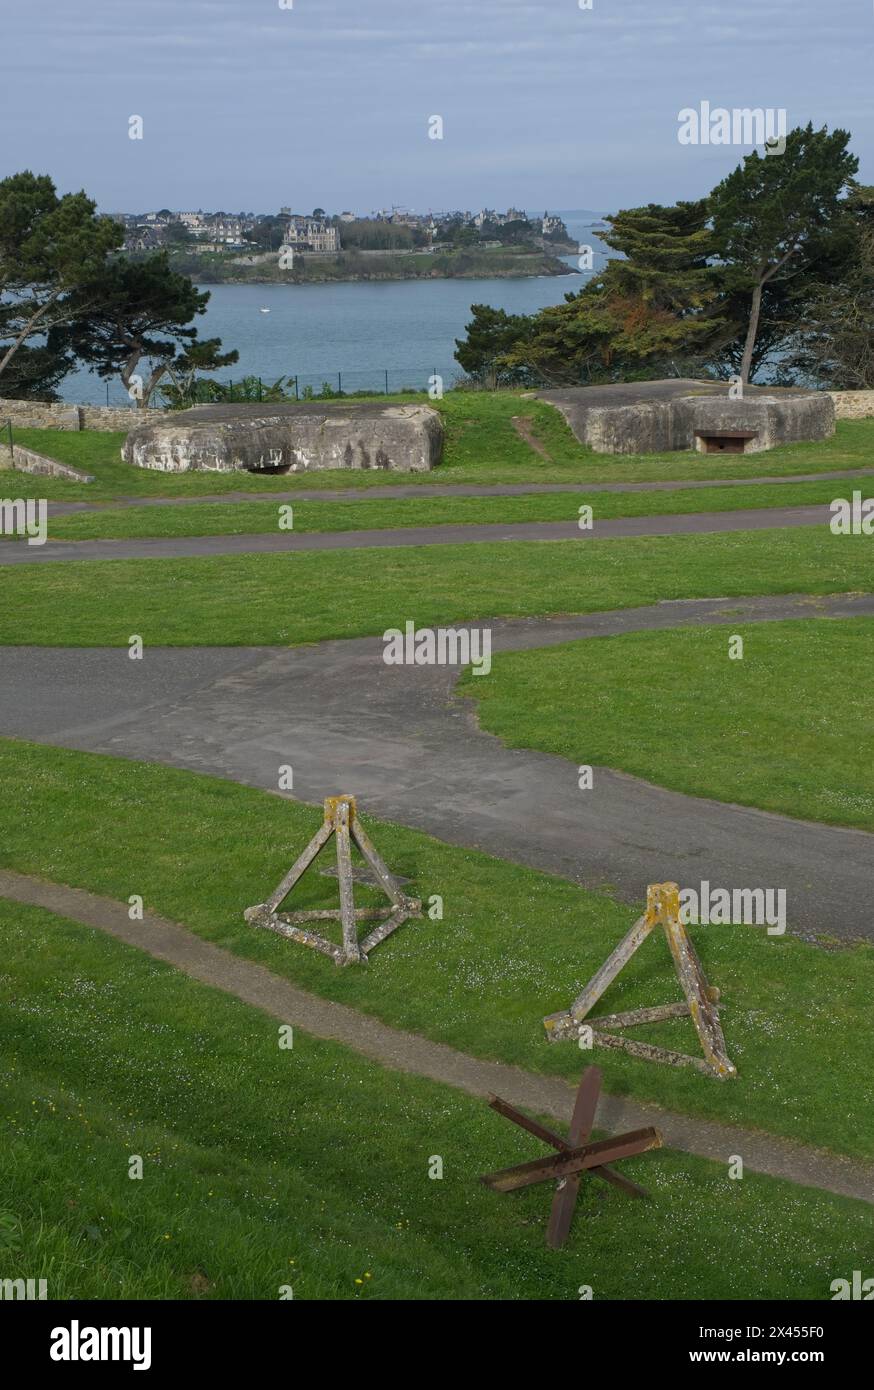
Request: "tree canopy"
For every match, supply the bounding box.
[458,199,724,385]
[709,123,858,380]
[785,184,874,389]
[66,252,238,407]
[455,124,863,387]
[0,171,123,389]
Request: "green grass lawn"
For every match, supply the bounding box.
[1,527,871,647]
[2,739,872,1161]
[18,477,852,543]
[5,384,872,1304]
[460,617,874,836]
[3,897,869,1300]
[3,395,873,504]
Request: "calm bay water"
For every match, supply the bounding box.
[63,218,608,405]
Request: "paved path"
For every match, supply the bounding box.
[2,867,870,1204]
[2,592,872,941]
[0,503,836,565]
[41,465,874,517]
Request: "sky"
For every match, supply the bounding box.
[1,0,872,215]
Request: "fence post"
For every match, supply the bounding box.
[294,376,299,400]
[6,419,13,463]
[385,370,389,395]
[338,372,342,395]
[258,377,263,401]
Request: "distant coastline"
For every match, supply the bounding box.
[169,246,579,286]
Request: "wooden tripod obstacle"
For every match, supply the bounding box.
[481,1065,662,1250]
[543,882,737,1079]
[244,795,422,966]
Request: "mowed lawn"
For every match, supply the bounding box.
[3,898,870,1301]
[4,394,874,505]
[1,527,872,647]
[4,387,873,1304]
[17,476,856,542]
[1,740,872,1160]
[460,617,874,835]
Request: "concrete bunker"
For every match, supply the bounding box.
[694,430,757,455]
[537,380,835,456]
[121,400,444,474]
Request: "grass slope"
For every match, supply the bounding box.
[1,740,872,1159]
[3,398,873,503]
[460,617,874,835]
[3,898,870,1300]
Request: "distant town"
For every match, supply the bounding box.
[106,206,580,284]
[112,206,576,255]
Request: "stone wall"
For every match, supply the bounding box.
[4,443,95,482]
[0,396,163,432]
[80,403,164,430]
[828,391,874,420]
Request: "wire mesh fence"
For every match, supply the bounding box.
[217,366,460,399]
[87,365,466,408]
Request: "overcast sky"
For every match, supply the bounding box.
[2,0,872,214]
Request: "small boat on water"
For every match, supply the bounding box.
[259,307,271,314]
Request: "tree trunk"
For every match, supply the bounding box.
[0,290,62,380]
[120,349,142,406]
[739,247,798,384]
[740,279,763,384]
[141,363,169,408]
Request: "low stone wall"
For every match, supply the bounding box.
[0,398,82,430]
[828,391,874,420]
[0,396,163,432]
[80,403,164,430]
[5,443,95,483]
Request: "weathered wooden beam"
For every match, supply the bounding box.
[247,912,344,961]
[359,905,411,956]
[567,912,653,1022]
[542,1008,576,1040]
[490,1085,644,1223]
[592,1165,649,1200]
[589,1001,692,1029]
[482,1127,661,1194]
[262,815,334,913]
[482,1067,661,1248]
[544,882,736,1078]
[568,1063,602,1137]
[246,794,422,965]
[662,905,736,1078]
[487,1096,568,1152]
[352,816,419,911]
[283,906,393,924]
[590,1028,718,1075]
[546,1064,602,1249]
[334,798,362,964]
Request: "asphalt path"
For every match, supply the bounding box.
[0,503,836,565]
[2,591,871,941]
